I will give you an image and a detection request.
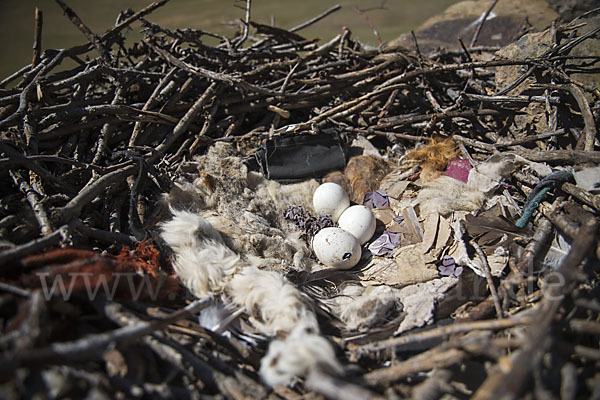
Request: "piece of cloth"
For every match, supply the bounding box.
[444,157,472,183]
[250,133,346,182]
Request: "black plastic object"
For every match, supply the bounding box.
[251,133,346,182]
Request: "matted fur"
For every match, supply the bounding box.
[169,244,240,298]
[259,321,343,387]
[228,267,318,336]
[325,283,403,331]
[338,285,403,331]
[160,210,242,298]
[417,175,485,216]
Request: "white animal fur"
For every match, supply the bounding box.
[417,175,485,216]
[260,321,343,387]
[160,209,225,249]
[160,210,241,298]
[228,267,318,337]
[325,284,403,331]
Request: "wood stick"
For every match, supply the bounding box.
[9,170,53,235]
[233,0,251,50]
[32,7,43,68]
[561,182,600,211]
[306,368,380,400]
[290,4,341,32]
[0,298,212,373]
[469,0,499,48]
[100,0,171,42]
[54,0,112,63]
[472,217,598,400]
[513,149,600,164]
[99,299,221,391]
[355,314,530,353]
[129,68,177,147]
[0,222,73,266]
[472,241,503,318]
[147,82,219,163]
[58,163,138,222]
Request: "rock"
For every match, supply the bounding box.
[385,0,558,54]
[494,15,600,134]
[546,0,600,22]
[566,16,600,99]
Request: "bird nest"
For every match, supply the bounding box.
[1,1,599,399]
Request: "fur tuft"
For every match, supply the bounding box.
[338,285,402,331]
[160,210,241,298]
[260,321,342,387]
[417,175,485,216]
[325,284,403,331]
[406,137,458,170]
[228,267,318,336]
[160,209,224,250]
[171,242,240,298]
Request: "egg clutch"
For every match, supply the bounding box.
[311,182,376,269]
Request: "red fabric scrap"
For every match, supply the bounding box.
[444,157,472,183]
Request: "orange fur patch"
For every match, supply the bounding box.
[406,138,458,171]
[406,138,458,182]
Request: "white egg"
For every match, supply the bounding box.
[312,227,361,270]
[312,182,349,222]
[337,205,376,245]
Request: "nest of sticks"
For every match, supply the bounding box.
[1,0,599,398]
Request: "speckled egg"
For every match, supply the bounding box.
[312,227,361,270]
[337,205,376,245]
[312,182,350,222]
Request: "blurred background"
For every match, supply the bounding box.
[0,0,460,78]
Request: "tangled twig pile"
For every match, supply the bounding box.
[0,0,599,398]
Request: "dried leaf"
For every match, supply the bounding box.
[435,215,452,254]
[372,207,396,225]
[362,244,438,286]
[385,180,410,199]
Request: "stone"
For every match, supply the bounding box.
[494,16,600,134]
[547,0,600,22]
[385,0,558,54]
